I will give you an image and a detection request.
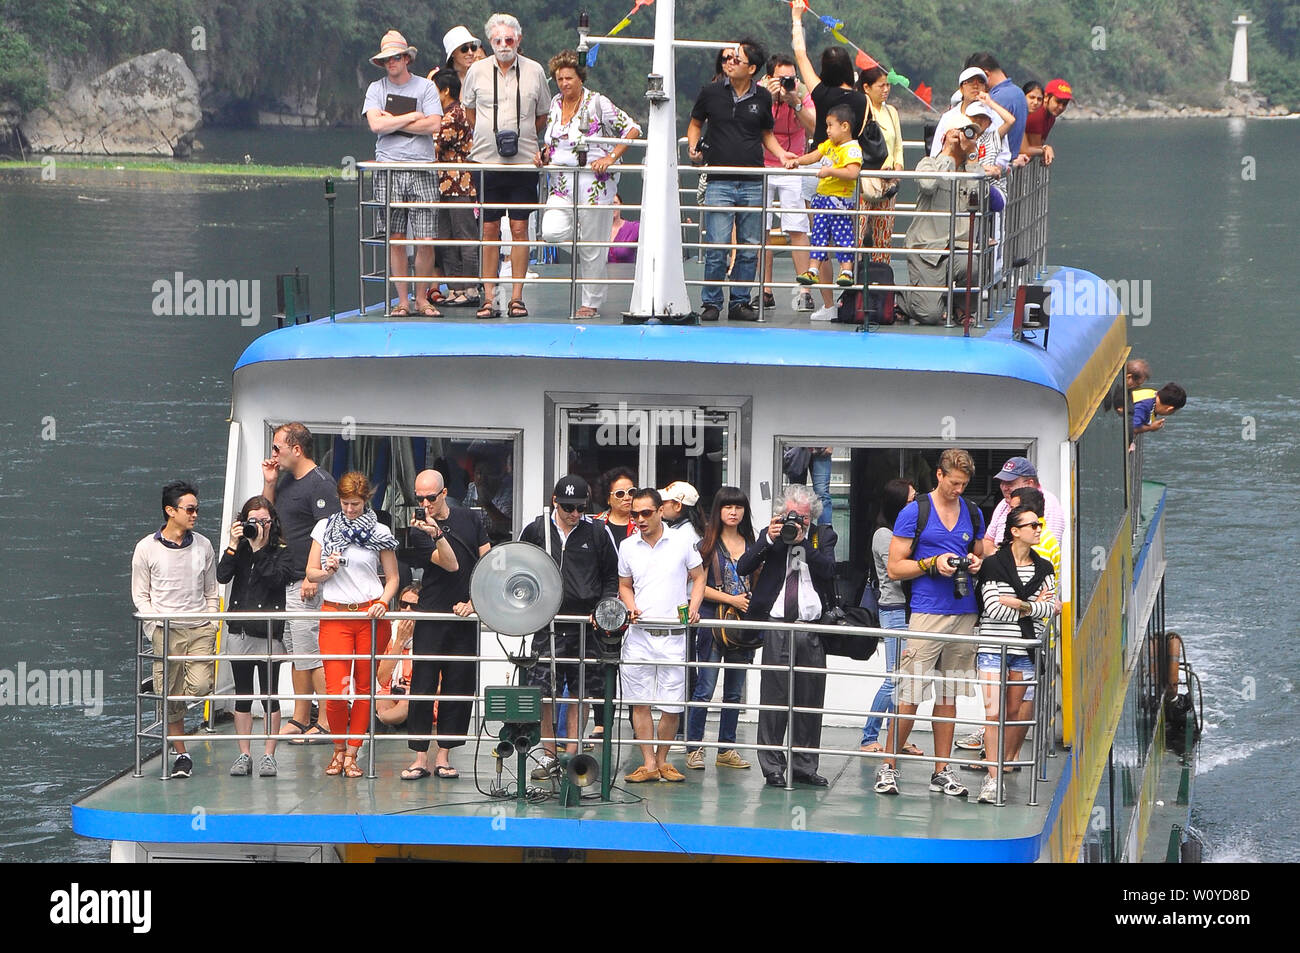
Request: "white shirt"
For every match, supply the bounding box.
[618,529,702,629]
[311,520,395,604]
[765,538,824,622]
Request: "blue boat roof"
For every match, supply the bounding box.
[236,266,1121,399]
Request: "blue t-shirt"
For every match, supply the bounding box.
[989,78,1028,157]
[1132,395,1157,430]
[892,494,985,615]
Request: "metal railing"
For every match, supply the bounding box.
[134,607,1059,806]
[356,154,1050,326]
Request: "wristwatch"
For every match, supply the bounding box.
[791,101,803,112]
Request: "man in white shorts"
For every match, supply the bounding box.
[617,488,705,783]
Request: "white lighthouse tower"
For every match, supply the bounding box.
[1229,13,1251,84]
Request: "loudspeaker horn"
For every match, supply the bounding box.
[565,753,600,789]
[470,542,564,637]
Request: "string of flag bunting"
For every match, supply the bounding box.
[583,0,934,111]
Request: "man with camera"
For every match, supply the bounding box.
[401,468,490,780]
[738,483,838,787]
[877,448,986,798]
[519,475,619,780]
[461,13,550,318]
[759,53,815,311]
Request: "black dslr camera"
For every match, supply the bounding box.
[779,511,806,545]
[240,519,260,541]
[950,555,974,599]
[780,76,796,91]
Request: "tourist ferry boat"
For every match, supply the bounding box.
[73,3,1199,862]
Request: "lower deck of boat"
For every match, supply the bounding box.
[75,721,1067,862]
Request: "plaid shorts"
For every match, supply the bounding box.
[372,169,437,239]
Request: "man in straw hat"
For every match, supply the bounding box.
[363,30,443,315]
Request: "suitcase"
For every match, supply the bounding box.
[835,260,896,325]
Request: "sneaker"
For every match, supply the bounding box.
[229,752,252,777]
[530,754,560,781]
[658,762,686,782]
[715,749,751,769]
[700,304,721,322]
[810,304,837,322]
[955,728,985,750]
[728,301,761,322]
[258,754,278,778]
[836,268,855,287]
[874,764,899,795]
[978,775,998,804]
[795,291,816,312]
[684,749,705,770]
[796,269,819,285]
[172,753,193,779]
[930,766,970,797]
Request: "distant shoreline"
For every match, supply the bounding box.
[0,158,339,179]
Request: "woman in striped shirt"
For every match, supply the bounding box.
[973,504,1059,804]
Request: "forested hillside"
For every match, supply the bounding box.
[3,0,1297,123]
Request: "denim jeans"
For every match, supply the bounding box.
[686,628,753,749]
[810,452,832,525]
[702,176,763,309]
[860,607,908,745]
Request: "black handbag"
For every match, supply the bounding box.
[816,568,879,661]
[857,104,889,172]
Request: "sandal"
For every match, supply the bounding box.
[282,717,310,743]
[434,764,460,779]
[507,298,529,318]
[401,765,431,781]
[444,290,470,307]
[325,748,346,777]
[860,742,884,753]
[902,743,924,756]
[300,721,327,744]
[343,752,363,779]
[390,305,410,317]
[462,291,482,307]
[475,303,499,319]
[427,288,445,304]
[419,304,441,317]
[575,306,599,318]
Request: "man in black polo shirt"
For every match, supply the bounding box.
[401,468,491,781]
[687,38,796,322]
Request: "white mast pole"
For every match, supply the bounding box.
[1229,14,1251,85]
[627,0,692,320]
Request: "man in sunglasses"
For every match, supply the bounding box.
[617,489,706,782]
[131,480,219,778]
[401,469,491,780]
[518,475,619,780]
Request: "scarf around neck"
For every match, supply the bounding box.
[320,507,397,564]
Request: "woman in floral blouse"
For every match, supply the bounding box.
[432,70,481,308]
[534,50,641,318]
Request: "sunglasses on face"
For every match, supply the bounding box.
[1013,521,1041,530]
[491,35,517,46]
[722,54,748,65]
[400,601,420,609]
[556,502,583,513]
[632,508,658,519]
[385,54,406,63]
[610,488,634,499]
[416,490,445,502]
[174,505,199,514]
[459,42,480,54]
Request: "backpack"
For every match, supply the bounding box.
[836,260,896,326]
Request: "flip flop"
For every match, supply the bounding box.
[475,303,499,319]
[401,766,431,781]
[419,305,441,317]
[390,305,410,316]
[902,743,924,756]
[860,742,884,753]
[443,290,470,307]
[434,764,460,779]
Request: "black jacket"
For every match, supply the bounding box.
[737,524,838,622]
[519,515,619,616]
[217,541,293,638]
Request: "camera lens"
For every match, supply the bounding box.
[781,76,795,91]
[241,519,258,539]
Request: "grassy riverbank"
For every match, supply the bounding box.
[0,158,340,178]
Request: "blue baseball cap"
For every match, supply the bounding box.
[994,457,1037,482]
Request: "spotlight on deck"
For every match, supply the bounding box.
[470,542,564,637]
[592,597,629,660]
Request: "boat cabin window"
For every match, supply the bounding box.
[774,443,1030,590]
[271,425,520,545]
[1075,369,1129,611]
[553,400,746,515]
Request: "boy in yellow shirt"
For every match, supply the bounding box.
[785,103,863,288]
